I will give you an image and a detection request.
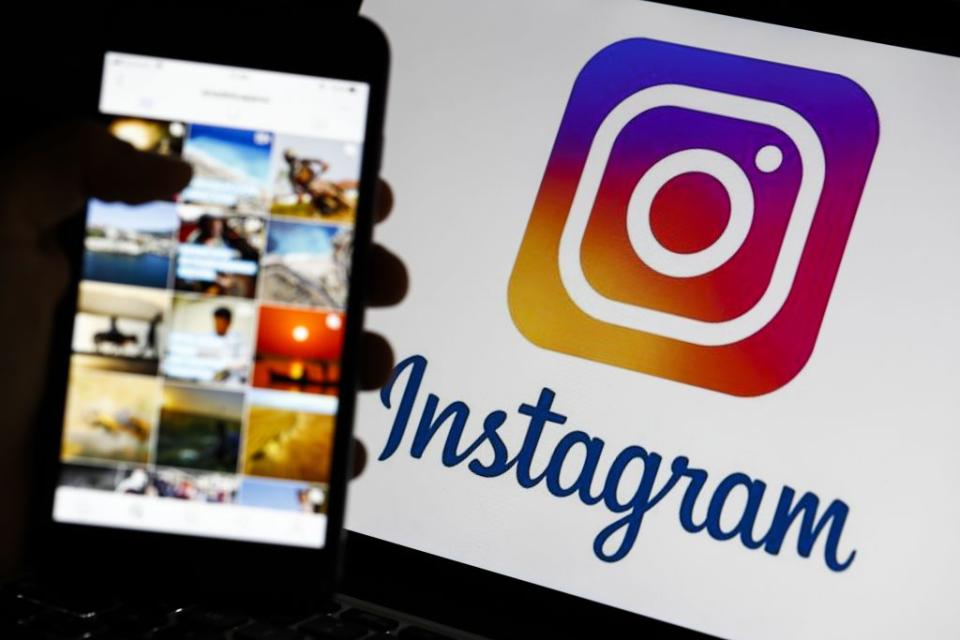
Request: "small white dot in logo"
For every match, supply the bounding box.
[755,144,783,173]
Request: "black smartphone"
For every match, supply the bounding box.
[30,13,388,603]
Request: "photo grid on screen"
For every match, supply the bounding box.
[58,115,363,519]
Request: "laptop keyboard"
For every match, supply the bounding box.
[1,582,465,640]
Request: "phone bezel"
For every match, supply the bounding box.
[29,14,389,601]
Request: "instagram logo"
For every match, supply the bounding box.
[508,39,879,396]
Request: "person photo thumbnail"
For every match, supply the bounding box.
[242,389,336,483]
[71,281,170,375]
[83,199,178,289]
[162,295,256,388]
[269,134,361,224]
[116,467,239,503]
[260,220,353,309]
[108,117,186,157]
[180,124,273,213]
[252,306,345,396]
[173,205,265,298]
[61,365,161,465]
[156,384,243,472]
[237,477,328,514]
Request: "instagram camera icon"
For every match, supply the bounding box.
[508,39,879,396]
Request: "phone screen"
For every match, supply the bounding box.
[50,52,370,549]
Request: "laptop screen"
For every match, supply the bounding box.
[352,0,960,637]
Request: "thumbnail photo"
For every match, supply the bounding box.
[156,384,243,472]
[61,365,161,465]
[108,117,185,157]
[260,220,352,309]
[180,124,273,213]
[252,306,344,396]
[162,295,256,388]
[115,467,239,503]
[57,462,238,503]
[71,281,170,375]
[242,388,336,483]
[269,134,361,224]
[83,200,178,289]
[59,463,135,492]
[237,477,328,514]
[173,204,265,298]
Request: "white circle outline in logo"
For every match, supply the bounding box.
[626,148,754,278]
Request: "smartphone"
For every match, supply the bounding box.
[31,15,388,600]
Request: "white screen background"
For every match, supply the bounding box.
[351,1,960,637]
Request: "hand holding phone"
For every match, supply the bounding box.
[0,16,394,602]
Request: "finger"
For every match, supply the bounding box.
[0,120,192,232]
[373,179,394,224]
[359,331,394,390]
[85,127,193,204]
[352,438,367,479]
[366,243,408,307]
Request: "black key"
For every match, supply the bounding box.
[316,600,341,616]
[74,628,133,640]
[338,608,398,632]
[102,604,175,634]
[18,585,116,617]
[7,621,52,640]
[0,591,43,623]
[261,600,338,628]
[298,616,368,639]
[236,621,308,639]
[152,623,229,640]
[135,600,193,618]
[32,609,106,637]
[399,627,454,640]
[182,609,249,631]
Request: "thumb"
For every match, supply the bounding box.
[84,122,193,204]
[0,119,192,235]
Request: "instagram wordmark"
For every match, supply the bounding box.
[509,39,879,396]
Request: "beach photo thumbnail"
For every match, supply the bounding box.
[61,365,161,465]
[71,281,170,375]
[242,389,336,483]
[237,477,328,514]
[269,134,361,224]
[156,384,243,472]
[173,205,265,298]
[180,124,273,213]
[108,117,186,157]
[260,220,353,309]
[253,306,344,396]
[83,199,178,289]
[162,295,256,388]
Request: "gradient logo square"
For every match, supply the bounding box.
[508,38,879,396]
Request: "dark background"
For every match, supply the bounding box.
[3,0,958,151]
[5,1,957,637]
